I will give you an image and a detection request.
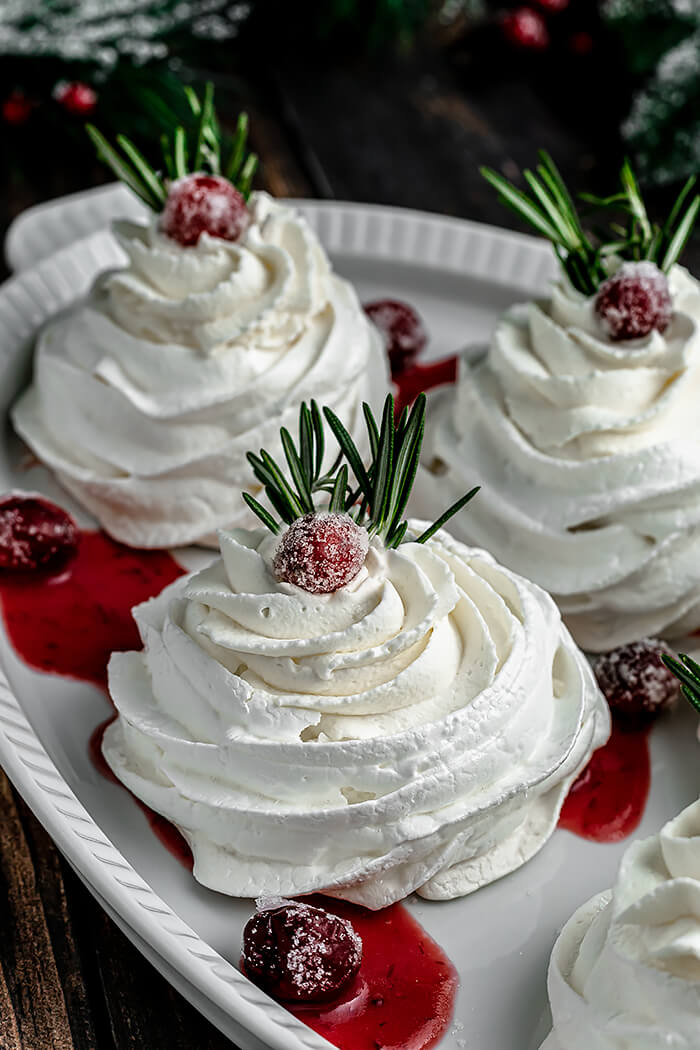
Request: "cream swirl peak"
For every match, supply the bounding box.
[420,156,700,651]
[11,190,388,548]
[102,520,609,908]
[541,798,700,1050]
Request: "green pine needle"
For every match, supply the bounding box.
[86,81,258,212]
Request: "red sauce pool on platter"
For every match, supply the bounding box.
[0,529,183,686]
[289,897,458,1050]
[558,720,651,842]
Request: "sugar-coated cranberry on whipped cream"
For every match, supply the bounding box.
[541,798,700,1049]
[420,264,700,652]
[12,192,388,548]
[102,519,609,909]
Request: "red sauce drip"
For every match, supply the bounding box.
[0,528,191,868]
[289,896,457,1050]
[558,720,651,842]
[89,716,193,870]
[394,355,458,415]
[0,530,183,687]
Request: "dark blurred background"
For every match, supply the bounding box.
[2,0,700,280]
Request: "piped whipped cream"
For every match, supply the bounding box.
[421,265,700,651]
[12,193,388,548]
[541,798,700,1049]
[102,519,609,909]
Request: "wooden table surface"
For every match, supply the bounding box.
[0,40,696,1050]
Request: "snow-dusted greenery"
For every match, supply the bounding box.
[0,0,251,69]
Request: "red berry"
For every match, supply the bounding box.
[593,639,680,721]
[2,92,32,126]
[161,174,249,247]
[53,81,97,116]
[535,0,568,10]
[569,30,594,55]
[595,261,672,341]
[501,7,550,50]
[273,513,369,595]
[242,899,362,1003]
[363,299,427,377]
[0,495,79,572]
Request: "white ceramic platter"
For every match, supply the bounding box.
[2,190,700,1050]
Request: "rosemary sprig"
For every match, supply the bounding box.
[481,151,605,295]
[580,161,700,274]
[661,652,700,716]
[243,394,479,548]
[86,81,258,211]
[482,153,700,295]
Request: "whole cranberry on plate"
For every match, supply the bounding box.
[242,898,362,1003]
[364,299,427,376]
[593,638,680,721]
[0,494,79,572]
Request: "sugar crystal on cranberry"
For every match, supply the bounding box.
[273,513,369,594]
[242,898,362,1003]
[0,495,79,572]
[363,299,427,376]
[595,261,672,341]
[161,173,249,247]
[593,638,680,720]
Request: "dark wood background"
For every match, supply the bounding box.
[1,35,697,1049]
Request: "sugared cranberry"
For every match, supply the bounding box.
[0,495,79,572]
[501,7,550,50]
[273,513,369,594]
[593,638,680,721]
[2,92,32,126]
[595,261,672,341]
[242,899,362,1003]
[363,300,427,376]
[53,81,98,116]
[160,173,249,247]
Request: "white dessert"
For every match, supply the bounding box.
[541,798,700,1049]
[12,193,388,548]
[421,265,700,651]
[102,519,609,910]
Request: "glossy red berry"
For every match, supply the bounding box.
[595,262,672,341]
[54,81,97,116]
[364,299,427,376]
[0,495,79,572]
[242,899,362,1003]
[501,7,550,50]
[161,174,249,247]
[2,92,32,126]
[273,513,369,594]
[593,638,680,721]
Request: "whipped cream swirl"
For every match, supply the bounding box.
[12,193,388,548]
[421,265,700,651]
[542,798,700,1050]
[102,520,609,909]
